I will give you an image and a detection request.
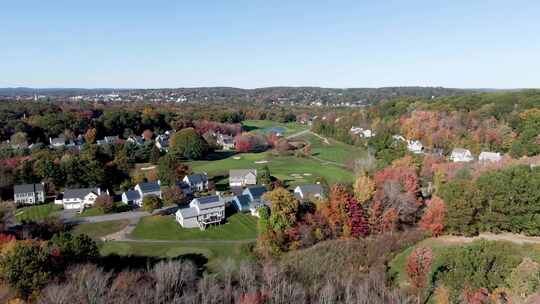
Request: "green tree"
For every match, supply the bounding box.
[0,242,51,297]
[438,179,482,236]
[169,128,209,160]
[157,154,191,185]
[142,194,163,212]
[436,240,521,302]
[263,187,300,231]
[259,165,271,186]
[150,145,161,164]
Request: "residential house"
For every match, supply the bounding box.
[407,140,424,154]
[175,195,225,229]
[350,127,374,138]
[129,181,162,206]
[392,135,406,142]
[229,169,257,188]
[155,134,170,152]
[183,174,208,192]
[479,151,502,163]
[294,184,324,201]
[13,183,45,205]
[450,148,474,162]
[232,185,269,217]
[49,136,66,148]
[97,135,119,145]
[62,187,105,210]
[126,135,144,145]
[176,181,193,196]
[121,190,141,205]
[217,133,235,150]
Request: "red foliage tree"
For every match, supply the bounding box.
[419,196,447,237]
[368,201,383,234]
[235,136,252,152]
[348,198,369,238]
[406,246,433,304]
[142,129,154,141]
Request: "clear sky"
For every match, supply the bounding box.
[1,0,539,89]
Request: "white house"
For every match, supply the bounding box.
[49,137,66,148]
[450,148,474,162]
[62,188,105,210]
[217,133,235,150]
[183,174,208,192]
[392,135,406,142]
[175,195,225,230]
[407,140,424,154]
[294,184,324,201]
[122,181,162,206]
[479,151,502,162]
[13,183,45,205]
[229,169,257,188]
[155,134,170,152]
[350,127,374,138]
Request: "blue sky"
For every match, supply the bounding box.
[1,0,539,88]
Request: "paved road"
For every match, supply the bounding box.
[286,129,311,139]
[61,205,178,224]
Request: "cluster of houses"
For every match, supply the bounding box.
[350,126,374,138]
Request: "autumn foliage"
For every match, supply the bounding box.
[419,196,447,237]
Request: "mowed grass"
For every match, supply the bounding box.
[187,151,354,186]
[131,213,258,241]
[15,203,62,222]
[72,220,130,239]
[299,133,366,165]
[99,241,254,272]
[242,120,308,136]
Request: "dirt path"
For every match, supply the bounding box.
[437,232,540,245]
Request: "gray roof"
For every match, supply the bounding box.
[234,194,251,209]
[50,137,66,145]
[229,169,257,180]
[185,174,207,185]
[296,184,324,197]
[64,188,99,200]
[243,186,267,200]
[193,195,223,209]
[123,190,141,201]
[451,148,470,154]
[137,181,161,193]
[14,183,44,194]
[177,207,198,219]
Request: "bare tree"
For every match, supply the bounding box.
[152,260,197,303]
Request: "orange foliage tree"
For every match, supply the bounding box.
[419,196,447,237]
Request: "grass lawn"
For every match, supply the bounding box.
[99,241,254,272]
[15,203,62,222]
[299,133,366,165]
[131,213,258,241]
[76,203,132,218]
[72,220,130,239]
[242,120,308,136]
[186,151,354,186]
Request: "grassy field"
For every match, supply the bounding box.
[242,120,308,136]
[15,203,62,222]
[299,133,366,165]
[131,213,258,241]
[72,220,130,239]
[99,241,254,272]
[187,151,354,186]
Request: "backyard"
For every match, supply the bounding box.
[15,203,62,222]
[131,212,258,241]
